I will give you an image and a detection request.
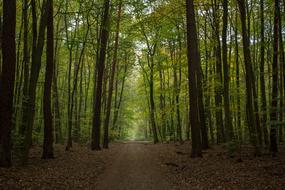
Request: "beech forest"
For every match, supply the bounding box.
[0,0,285,189]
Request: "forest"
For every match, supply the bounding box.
[0,0,285,189]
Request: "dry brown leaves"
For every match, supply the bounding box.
[0,144,115,190]
[158,142,285,190]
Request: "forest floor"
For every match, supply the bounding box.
[0,141,285,189]
[161,141,285,190]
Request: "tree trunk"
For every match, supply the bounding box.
[270,0,279,154]
[103,0,122,148]
[19,0,30,135]
[278,1,284,143]
[113,61,128,129]
[213,0,225,144]
[92,0,111,150]
[222,0,234,141]
[158,62,166,141]
[237,0,261,154]
[204,15,214,144]
[42,0,54,159]
[260,0,269,146]
[21,0,47,164]
[149,59,159,144]
[198,69,209,149]
[235,10,242,142]
[0,0,16,167]
[186,0,202,157]
[53,20,63,144]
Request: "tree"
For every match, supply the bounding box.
[21,0,48,163]
[138,16,160,144]
[237,0,261,154]
[270,0,279,154]
[92,0,111,150]
[42,0,54,159]
[0,0,16,167]
[103,0,123,149]
[222,0,234,141]
[186,0,203,157]
[260,0,269,146]
[212,0,225,143]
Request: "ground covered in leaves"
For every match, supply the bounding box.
[0,142,284,189]
[0,144,115,189]
[160,142,285,190]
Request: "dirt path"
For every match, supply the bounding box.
[96,141,172,190]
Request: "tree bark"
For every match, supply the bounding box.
[0,0,16,167]
[237,0,261,154]
[103,0,122,148]
[270,0,279,154]
[260,0,269,146]
[186,0,202,157]
[21,0,47,164]
[53,20,63,144]
[235,10,242,142]
[42,0,54,159]
[113,61,128,129]
[92,0,111,150]
[222,0,234,141]
[212,0,225,143]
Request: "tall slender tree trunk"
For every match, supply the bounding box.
[222,0,234,141]
[270,0,279,154]
[52,7,63,145]
[213,0,225,143]
[21,0,47,163]
[0,17,2,74]
[53,22,62,144]
[42,0,54,159]
[53,66,62,144]
[235,11,242,142]
[113,61,128,129]
[186,0,202,157]
[204,15,214,144]
[283,1,285,137]
[174,57,182,143]
[198,69,209,149]
[158,61,166,141]
[20,0,30,132]
[278,1,284,143]
[92,0,111,150]
[149,58,159,144]
[0,0,16,167]
[76,56,84,143]
[260,0,269,146]
[72,25,90,143]
[103,0,122,148]
[237,0,261,154]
